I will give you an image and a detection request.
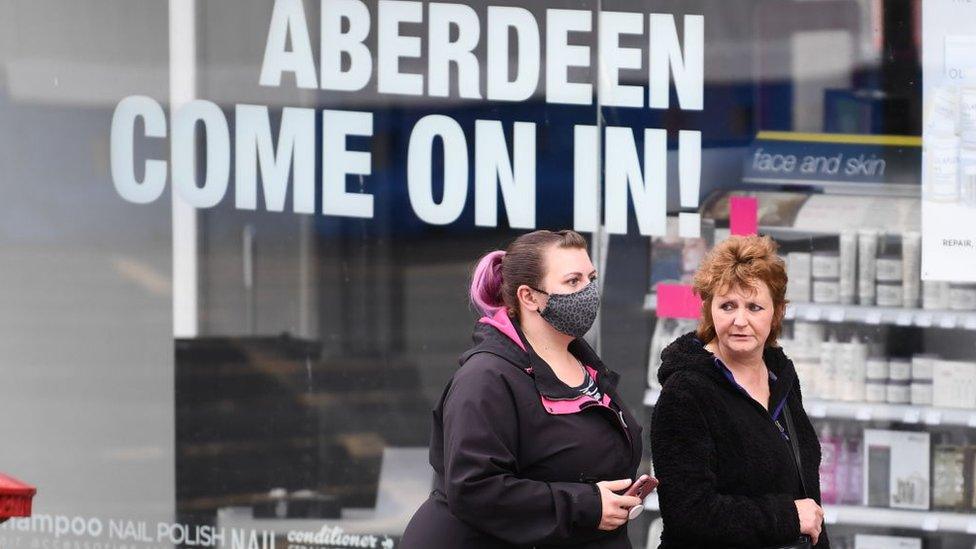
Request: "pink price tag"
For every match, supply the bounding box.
[729,196,758,236]
[656,284,702,319]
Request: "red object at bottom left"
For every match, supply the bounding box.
[0,473,36,519]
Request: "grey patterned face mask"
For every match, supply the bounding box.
[530,281,600,339]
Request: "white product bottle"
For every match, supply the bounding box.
[962,165,976,208]
[819,333,839,400]
[849,335,868,402]
[960,87,976,133]
[837,337,856,402]
[960,133,976,207]
[925,133,961,202]
[857,230,879,306]
[839,230,858,305]
[928,86,959,134]
[787,252,812,303]
[901,231,922,308]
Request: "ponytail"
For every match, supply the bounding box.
[470,250,506,315]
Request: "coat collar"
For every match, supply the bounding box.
[659,331,797,417]
[459,309,620,401]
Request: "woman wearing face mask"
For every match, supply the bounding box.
[400,230,644,549]
[650,235,828,548]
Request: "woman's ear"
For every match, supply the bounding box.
[773,301,787,325]
[516,284,542,312]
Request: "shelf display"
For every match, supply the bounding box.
[645,158,976,541]
[819,423,862,506]
[853,534,922,548]
[646,318,697,392]
[645,293,976,330]
[862,429,930,510]
[782,226,944,312]
[643,495,976,535]
[645,388,976,428]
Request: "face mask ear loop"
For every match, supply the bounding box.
[527,286,549,314]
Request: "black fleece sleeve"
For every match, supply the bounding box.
[441,357,604,546]
[650,376,802,547]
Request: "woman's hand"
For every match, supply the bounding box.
[794,498,824,545]
[595,479,642,531]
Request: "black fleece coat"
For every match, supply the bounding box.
[400,316,643,549]
[650,332,828,548]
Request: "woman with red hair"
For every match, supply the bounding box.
[651,235,828,548]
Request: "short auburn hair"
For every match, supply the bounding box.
[693,234,788,347]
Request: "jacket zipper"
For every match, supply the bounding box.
[577,400,632,441]
[538,367,636,461]
[737,387,802,481]
[774,417,789,441]
[726,380,793,443]
[712,355,791,437]
[710,355,805,492]
[568,399,635,460]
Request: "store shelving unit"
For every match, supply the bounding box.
[641,182,976,540]
[645,364,976,536]
[641,494,976,534]
[644,388,976,428]
[820,506,976,533]
[643,288,976,535]
[643,294,976,330]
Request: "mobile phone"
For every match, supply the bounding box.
[623,474,659,520]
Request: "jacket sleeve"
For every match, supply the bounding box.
[650,376,802,547]
[441,356,604,545]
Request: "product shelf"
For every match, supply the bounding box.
[642,495,976,533]
[821,505,976,533]
[645,388,976,427]
[803,398,976,427]
[643,294,976,330]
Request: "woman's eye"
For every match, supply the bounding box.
[749,304,764,312]
[720,303,734,311]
